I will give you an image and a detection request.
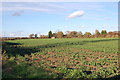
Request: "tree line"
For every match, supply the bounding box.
[2,29,119,41]
[29,30,120,39]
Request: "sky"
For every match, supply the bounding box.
[1,2,118,37]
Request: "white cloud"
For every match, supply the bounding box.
[2,7,54,12]
[1,2,116,17]
[1,3,66,13]
[68,10,84,18]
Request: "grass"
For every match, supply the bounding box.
[2,38,120,79]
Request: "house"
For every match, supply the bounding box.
[51,37,56,39]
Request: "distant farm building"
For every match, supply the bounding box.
[51,37,56,39]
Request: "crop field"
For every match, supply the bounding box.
[2,38,120,79]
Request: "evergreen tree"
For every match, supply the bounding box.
[48,31,53,38]
[101,30,107,35]
[35,34,38,38]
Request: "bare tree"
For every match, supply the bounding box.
[56,31,64,38]
[29,34,34,38]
